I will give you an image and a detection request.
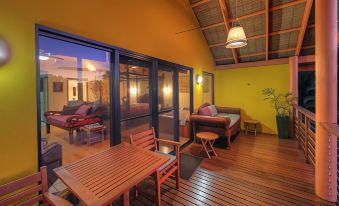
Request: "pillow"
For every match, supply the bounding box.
[74,104,91,116]
[207,105,218,116]
[61,105,79,115]
[199,106,212,116]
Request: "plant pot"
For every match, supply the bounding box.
[276,115,289,139]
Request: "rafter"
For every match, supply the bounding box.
[191,0,211,8]
[218,0,238,63]
[265,0,269,60]
[208,27,300,48]
[200,0,306,31]
[295,0,313,56]
[216,58,290,69]
[215,48,296,61]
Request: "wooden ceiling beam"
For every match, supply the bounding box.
[200,0,306,31]
[265,0,269,60]
[218,0,238,63]
[216,58,290,69]
[191,0,211,8]
[295,0,313,56]
[270,0,306,12]
[208,27,300,48]
[215,48,296,61]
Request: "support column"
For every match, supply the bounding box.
[315,0,337,202]
[289,56,298,98]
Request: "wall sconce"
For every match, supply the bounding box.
[196,75,202,85]
[163,86,171,94]
[0,36,11,66]
[130,87,137,95]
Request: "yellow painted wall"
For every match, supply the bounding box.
[0,0,214,184]
[215,64,289,134]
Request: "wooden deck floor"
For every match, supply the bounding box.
[117,132,335,206]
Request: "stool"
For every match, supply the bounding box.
[196,132,219,159]
[244,120,260,136]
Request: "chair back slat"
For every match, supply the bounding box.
[0,173,41,197]
[130,128,157,151]
[0,166,47,206]
[16,194,43,206]
[0,185,42,206]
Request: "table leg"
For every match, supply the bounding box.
[201,139,211,159]
[208,140,217,157]
[154,170,161,206]
[87,131,90,146]
[101,127,104,143]
[123,190,129,206]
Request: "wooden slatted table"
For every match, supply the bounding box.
[54,142,169,206]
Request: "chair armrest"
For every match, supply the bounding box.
[216,107,240,115]
[44,193,73,206]
[190,114,230,128]
[44,111,62,117]
[157,138,181,146]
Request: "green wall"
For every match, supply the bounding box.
[215,64,290,134]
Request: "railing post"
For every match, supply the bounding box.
[305,117,309,163]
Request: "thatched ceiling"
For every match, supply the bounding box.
[189,0,334,67]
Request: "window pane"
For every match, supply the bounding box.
[39,36,111,187]
[179,70,191,143]
[159,111,174,139]
[158,67,174,111]
[119,57,151,120]
[121,116,152,143]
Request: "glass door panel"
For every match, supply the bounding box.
[179,69,191,144]
[119,56,152,143]
[158,65,176,153]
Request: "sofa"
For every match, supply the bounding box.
[190,103,241,147]
[44,101,104,144]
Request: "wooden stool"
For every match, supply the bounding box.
[244,120,260,136]
[196,132,219,159]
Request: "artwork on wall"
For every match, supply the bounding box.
[53,82,63,92]
[179,76,189,93]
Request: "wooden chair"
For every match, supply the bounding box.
[130,127,180,190]
[0,166,72,206]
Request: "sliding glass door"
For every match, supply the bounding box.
[178,69,192,144]
[119,56,152,143]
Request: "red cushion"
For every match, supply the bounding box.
[199,106,212,116]
[74,104,91,116]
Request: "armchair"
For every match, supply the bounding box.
[0,166,72,206]
[191,103,241,147]
[130,128,180,190]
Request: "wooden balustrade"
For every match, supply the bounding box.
[292,104,316,165]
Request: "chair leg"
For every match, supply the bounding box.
[176,163,180,190]
[68,130,74,144]
[154,171,161,206]
[227,129,231,148]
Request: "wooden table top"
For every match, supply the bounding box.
[54,142,169,206]
[196,132,219,140]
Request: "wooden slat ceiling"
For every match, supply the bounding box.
[189,0,335,66]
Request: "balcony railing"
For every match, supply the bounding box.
[292,104,316,165]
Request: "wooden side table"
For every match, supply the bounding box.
[196,132,219,159]
[244,120,260,136]
[80,125,106,145]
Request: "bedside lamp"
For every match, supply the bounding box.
[196,75,202,85]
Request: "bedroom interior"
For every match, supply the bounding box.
[0,0,338,205]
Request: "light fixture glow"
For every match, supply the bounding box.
[87,63,96,72]
[225,0,247,49]
[196,75,202,85]
[163,86,171,94]
[0,37,11,66]
[39,55,49,61]
[130,87,137,95]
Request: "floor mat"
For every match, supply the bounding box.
[180,153,203,180]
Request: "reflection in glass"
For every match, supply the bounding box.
[158,68,173,111]
[39,36,111,187]
[179,70,191,144]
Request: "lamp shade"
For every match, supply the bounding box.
[225,26,247,48]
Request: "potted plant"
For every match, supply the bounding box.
[262,88,294,138]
